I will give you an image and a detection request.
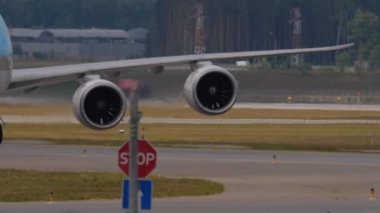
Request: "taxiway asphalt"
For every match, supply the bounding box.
[0,140,379,212]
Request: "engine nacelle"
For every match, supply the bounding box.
[184,64,238,115]
[72,79,126,130]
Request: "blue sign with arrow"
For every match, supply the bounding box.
[122,179,153,210]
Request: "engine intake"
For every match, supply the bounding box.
[73,79,126,130]
[184,65,238,115]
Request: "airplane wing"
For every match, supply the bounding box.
[9,43,353,91]
[0,14,355,131]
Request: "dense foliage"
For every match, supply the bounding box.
[0,0,379,66]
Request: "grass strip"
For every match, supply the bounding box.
[4,123,380,152]
[0,169,223,202]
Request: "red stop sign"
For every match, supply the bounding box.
[118,139,157,178]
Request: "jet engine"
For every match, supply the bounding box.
[72,79,126,130]
[184,64,238,115]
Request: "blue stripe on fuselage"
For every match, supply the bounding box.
[0,15,12,56]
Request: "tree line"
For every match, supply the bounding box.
[0,0,379,68]
[151,0,380,69]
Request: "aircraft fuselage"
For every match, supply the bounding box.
[0,15,12,92]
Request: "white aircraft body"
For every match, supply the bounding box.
[0,15,353,135]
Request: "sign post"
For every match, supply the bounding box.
[129,88,140,213]
[118,87,157,212]
[118,85,157,212]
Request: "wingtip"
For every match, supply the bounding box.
[336,43,355,50]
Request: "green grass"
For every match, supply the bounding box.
[3,101,380,152]
[4,123,380,152]
[154,177,223,198]
[0,169,223,202]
